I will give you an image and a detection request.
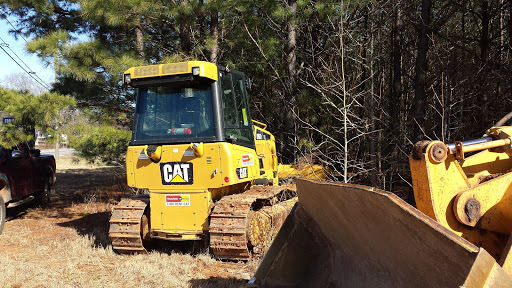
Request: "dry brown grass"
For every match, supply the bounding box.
[54,153,113,170]
[0,153,258,288]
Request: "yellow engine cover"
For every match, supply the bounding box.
[126,142,259,238]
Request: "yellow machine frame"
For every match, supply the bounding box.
[410,127,512,271]
[123,61,280,241]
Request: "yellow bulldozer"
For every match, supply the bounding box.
[108,61,302,260]
[251,125,512,287]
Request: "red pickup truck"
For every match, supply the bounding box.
[0,143,56,234]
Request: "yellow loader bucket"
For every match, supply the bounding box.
[250,179,512,287]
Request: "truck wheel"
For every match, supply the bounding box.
[0,197,5,234]
[36,174,52,207]
[41,175,52,207]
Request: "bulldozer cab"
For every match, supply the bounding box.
[125,62,255,149]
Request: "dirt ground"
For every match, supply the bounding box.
[0,155,258,288]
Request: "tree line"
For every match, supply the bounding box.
[1,0,511,195]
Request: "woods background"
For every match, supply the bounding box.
[1,0,512,196]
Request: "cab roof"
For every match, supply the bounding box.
[123,61,218,84]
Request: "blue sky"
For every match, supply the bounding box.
[0,18,55,90]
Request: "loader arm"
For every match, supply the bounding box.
[410,127,512,263]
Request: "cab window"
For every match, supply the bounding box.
[220,71,253,147]
[132,83,216,144]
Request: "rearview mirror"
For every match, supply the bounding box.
[11,150,24,159]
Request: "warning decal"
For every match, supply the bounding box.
[165,194,191,206]
[242,108,249,126]
[139,150,149,160]
[241,154,254,167]
[160,162,193,185]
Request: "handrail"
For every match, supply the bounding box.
[252,120,267,130]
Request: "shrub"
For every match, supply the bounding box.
[71,125,131,164]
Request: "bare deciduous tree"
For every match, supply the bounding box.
[1,72,48,95]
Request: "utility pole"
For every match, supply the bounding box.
[53,10,59,160]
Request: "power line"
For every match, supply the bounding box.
[2,15,29,44]
[0,45,52,90]
[0,18,53,87]
[1,13,53,90]
[0,36,51,87]
[0,36,32,71]
[0,36,52,90]
[0,43,52,90]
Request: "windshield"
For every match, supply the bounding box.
[132,84,216,144]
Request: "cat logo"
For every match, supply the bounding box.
[160,162,193,185]
[236,167,248,179]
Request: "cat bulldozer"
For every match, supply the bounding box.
[108,61,297,260]
[251,125,512,287]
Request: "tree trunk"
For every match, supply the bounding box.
[55,129,59,161]
[135,15,144,59]
[283,0,297,163]
[179,1,191,56]
[340,0,348,183]
[180,25,191,55]
[510,0,512,54]
[388,1,403,187]
[210,12,219,64]
[443,74,451,142]
[500,0,504,61]
[391,1,402,131]
[413,0,432,142]
[369,12,377,187]
[480,1,490,62]
[480,1,490,121]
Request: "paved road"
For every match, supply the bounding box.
[40,148,75,156]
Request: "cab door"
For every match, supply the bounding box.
[219,70,254,147]
[8,144,36,198]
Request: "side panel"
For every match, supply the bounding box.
[126,142,259,236]
[0,174,11,203]
[0,147,33,198]
[254,126,278,184]
[126,148,135,187]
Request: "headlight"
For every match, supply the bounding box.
[123,73,131,84]
[192,67,200,76]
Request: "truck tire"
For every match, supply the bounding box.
[40,174,52,207]
[0,196,5,234]
[36,173,52,207]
